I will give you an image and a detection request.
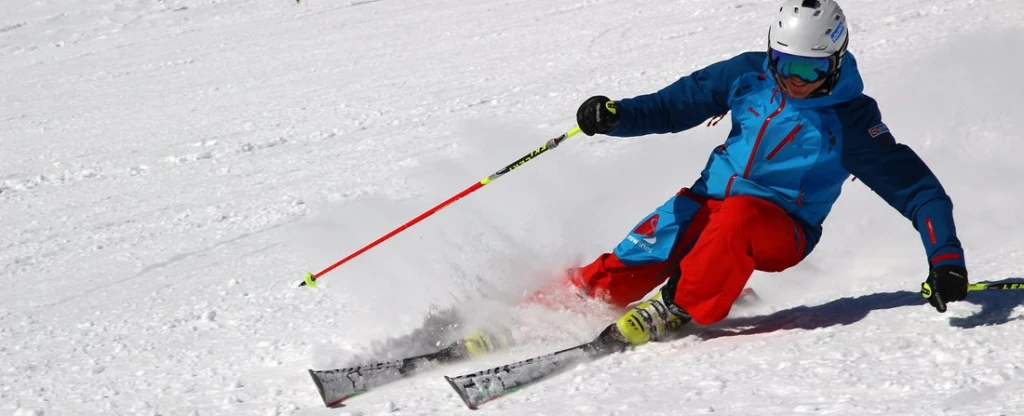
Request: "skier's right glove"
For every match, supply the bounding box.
[921,265,969,313]
[576,95,619,136]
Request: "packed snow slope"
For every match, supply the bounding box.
[3,0,1024,415]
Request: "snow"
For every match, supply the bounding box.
[3,0,1024,415]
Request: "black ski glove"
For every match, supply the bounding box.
[921,265,969,313]
[576,95,620,136]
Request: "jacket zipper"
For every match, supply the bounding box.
[725,173,738,197]
[766,124,803,160]
[744,93,787,178]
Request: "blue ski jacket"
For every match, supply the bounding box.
[608,51,965,268]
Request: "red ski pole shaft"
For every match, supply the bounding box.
[300,126,583,287]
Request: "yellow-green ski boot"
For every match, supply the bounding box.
[461,329,511,357]
[614,290,692,346]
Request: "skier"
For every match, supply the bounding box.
[567,0,969,346]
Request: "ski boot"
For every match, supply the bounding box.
[460,328,512,357]
[613,290,692,346]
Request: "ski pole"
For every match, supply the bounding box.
[923,281,1024,297]
[299,126,584,287]
[968,282,1024,292]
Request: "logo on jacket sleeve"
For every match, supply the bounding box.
[868,123,889,138]
[632,214,660,244]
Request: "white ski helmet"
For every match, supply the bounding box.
[767,0,850,95]
[769,0,848,57]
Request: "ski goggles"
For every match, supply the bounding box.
[769,49,834,83]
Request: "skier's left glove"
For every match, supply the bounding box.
[921,265,969,313]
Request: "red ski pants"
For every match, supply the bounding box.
[571,192,807,325]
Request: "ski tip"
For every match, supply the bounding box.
[444,376,478,410]
[308,369,330,407]
[309,368,360,408]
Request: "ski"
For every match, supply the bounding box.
[445,326,628,410]
[309,340,466,407]
[313,289,761,408]
[309,344,460,407]
[309,328,508,407]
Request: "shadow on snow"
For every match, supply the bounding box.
[702,278,1024,339]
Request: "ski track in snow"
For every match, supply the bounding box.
[3,0,1024,415]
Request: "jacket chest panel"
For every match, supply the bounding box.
[730,90,826,173]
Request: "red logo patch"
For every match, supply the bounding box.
[868,123,890,138]
[632,214,660,237]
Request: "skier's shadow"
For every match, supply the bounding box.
[950,280,1024,328]
[697,278,1024,340]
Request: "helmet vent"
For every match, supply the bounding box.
[813,10,822,17]
[801,0,820,8]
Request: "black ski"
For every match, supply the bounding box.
[445,325,628,410]
[315,290,762,408]
[310,340,470,408]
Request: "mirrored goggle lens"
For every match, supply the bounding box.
[771,50,832,83]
